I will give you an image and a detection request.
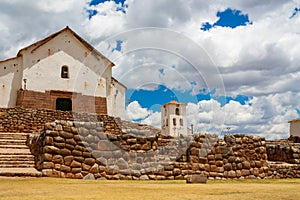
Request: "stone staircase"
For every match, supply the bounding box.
[0,133,41,177]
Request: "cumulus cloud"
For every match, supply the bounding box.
[1,0,300,139]
[138,93,299,140]
[125,101,151,121]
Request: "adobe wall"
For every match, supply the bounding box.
[16,90,107,115]
[27,120,300,180]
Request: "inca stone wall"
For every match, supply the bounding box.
[266,142,300,164]
[27,120,300,180]
[0,107,120,133]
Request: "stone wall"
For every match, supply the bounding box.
[0,107,119,133]
[16,90,107,114]
[266,141,300,164]
[27,120,300,180]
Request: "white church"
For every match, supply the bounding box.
[0,26,126,118]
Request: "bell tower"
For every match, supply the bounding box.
[161,100,187,137]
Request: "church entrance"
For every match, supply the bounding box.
[56,98,72,111]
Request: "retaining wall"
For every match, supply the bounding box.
[28,120,300,180]
[0,107,120,134]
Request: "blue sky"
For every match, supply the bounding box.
[1,0,300,139]
[124,7,253,112]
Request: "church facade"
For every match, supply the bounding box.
[0,26,126,118]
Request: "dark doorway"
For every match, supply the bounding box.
[56,98,72,111]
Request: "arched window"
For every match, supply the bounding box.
[166,119,168,127]
[173,118,176,126]
[61,65,69,79]
[180,119,183,126]
[175,108,180,115]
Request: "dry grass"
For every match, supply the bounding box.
[0,177,299,200]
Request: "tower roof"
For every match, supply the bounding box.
[163,100,187,106]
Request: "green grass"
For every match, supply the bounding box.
[0,178,299,200]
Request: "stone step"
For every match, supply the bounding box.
[0,133,28,140]
[0,158,35,162]
[0,168,42,177]
[0,160,35,165]
[0,155,34,159]
[0,133,40,177]
[0,164,35,168]
[0,148,32,155]
[0,139,27,145]
[0,145,29,149]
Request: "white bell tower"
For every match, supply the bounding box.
[161,100,187,137]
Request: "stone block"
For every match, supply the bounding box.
[242,161,251,169]
[90,163,99,173]
[70,160,82,168]
[43,162,54,169]
[85,158,96,166]
[59,131,74,139]
[224,163,232,171]
[61,165,71,173]
[64,156,74,166]
[54,136,65,143]
[228,170,236,178]
[82,163,92,171]
[83,173,95,180]
[140,175,149,180]
[186,174,207,184]
[82,152,92,158]
[74,156,85,163]
[43,153,52,162]
[65,144,75,151]
[52,155,63,164]
[97,140,120,151]
[66,138,77,146]
[54,142,65,149]
[59,148,71,156]
[72,150,82,156]
[44,146,60,154]
[72,168,82,174]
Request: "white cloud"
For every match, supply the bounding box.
[125,101,151,121]
[1,0,300,140]
[141,112,161,128]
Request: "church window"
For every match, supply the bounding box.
[61,65,69,79]
[175,108,180,115]
[180,119,183,126]
[173,118,176,126]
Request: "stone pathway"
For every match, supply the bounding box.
[0,133,41,177]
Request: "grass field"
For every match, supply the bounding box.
[0,177,299,200]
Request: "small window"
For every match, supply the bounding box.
[180,119,183,126]
[166,120,168,127]
[61,65,69,79]
[173,118,176,126]
[175,108,180,115]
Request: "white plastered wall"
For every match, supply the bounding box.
[107,79,126,119]
[290,120,300,137]
[22,51,107,97]
[20,29,112,97]
[161,103,187,137]
[0,57,22,107]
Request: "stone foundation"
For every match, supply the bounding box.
[0,107,119,133]
[27,120,300,180]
